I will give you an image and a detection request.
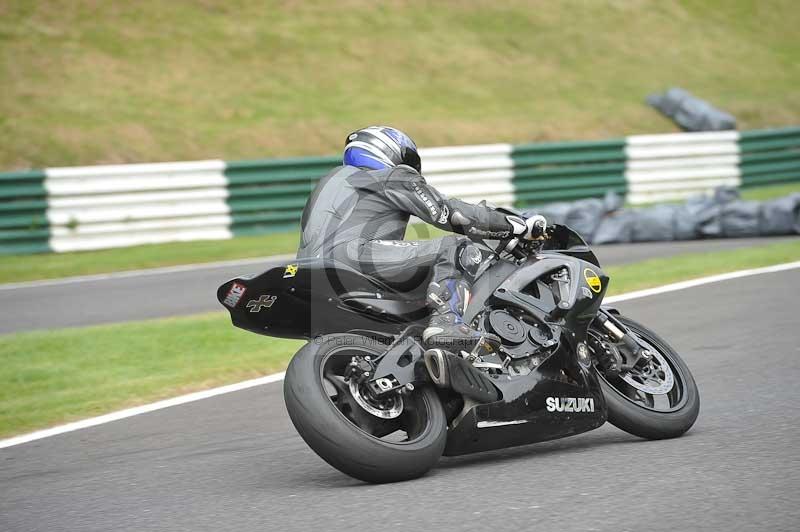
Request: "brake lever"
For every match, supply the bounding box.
[503,237,528,261]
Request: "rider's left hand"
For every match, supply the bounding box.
[507,215,547,241]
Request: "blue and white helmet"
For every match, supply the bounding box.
[343,126,421,173]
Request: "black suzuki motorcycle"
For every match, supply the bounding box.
[217,221,699,483]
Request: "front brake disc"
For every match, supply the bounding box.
[621,344,675,395]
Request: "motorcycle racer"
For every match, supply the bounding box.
[297,125,546,351]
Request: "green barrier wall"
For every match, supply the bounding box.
[1,127,798,256]
[511,139,627,206]
[224,156,338,237]
[0,169,50,255]
[739,127,800,188]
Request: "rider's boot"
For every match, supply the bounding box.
[422,279,498,353]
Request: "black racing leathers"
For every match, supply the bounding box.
[298,164,513,349]
[297,164,514,292]
[297,165,512,290]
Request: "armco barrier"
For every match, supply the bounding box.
[0,169,49,255]
[224,145,517,238]
[739,127,800,188]
[224,156,336,237]
[44,161,231,253]
[624,131,741,205]
[512,139,627,204]
[0,127,798,255]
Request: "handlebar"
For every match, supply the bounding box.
[505,238,528,260]
[480,223,558,264]
[500,236,539,261]
[531,217,547,236]
[501,222,556,261]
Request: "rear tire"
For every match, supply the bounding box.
[283,334,447,483]
[599,317,700,440]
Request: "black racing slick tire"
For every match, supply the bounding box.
[599,317,700,440]
[283,334,447,483]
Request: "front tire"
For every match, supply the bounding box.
[597,316,700,440]
[283,334,447,483]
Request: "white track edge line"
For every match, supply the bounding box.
[0,254,296,291]
[0,372,285,450]
[603,260,800,303]
[2,259,799,450]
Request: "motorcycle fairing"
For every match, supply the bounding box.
[357,251,611,456]
[443,342,607,455]
[443,252,609,455]
[217,258,428,340]
[361,317,609,456]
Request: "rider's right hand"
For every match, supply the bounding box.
[506,215,547,241]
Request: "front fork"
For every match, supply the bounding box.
[593,308,653,372]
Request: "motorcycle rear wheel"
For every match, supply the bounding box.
[284,333,447,483]
[596,316,700,440]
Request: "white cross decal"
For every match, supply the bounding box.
[247,295,277,312]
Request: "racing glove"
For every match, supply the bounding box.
[506,215,547,240]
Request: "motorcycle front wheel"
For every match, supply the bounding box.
[283,333,447,483]
[594,316,700,440]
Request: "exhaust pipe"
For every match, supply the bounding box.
[423,349,499,403]
[424,349,450,388]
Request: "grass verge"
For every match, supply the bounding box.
[603,238,800,294]
[0,314,304,438]
[2,239,799,438]
[0,231,300,285]
[740,182,800,201]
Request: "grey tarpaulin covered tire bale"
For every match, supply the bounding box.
[647,87,736,132]
[721,200,761,237]
[593,210,637,244]
[760,194,800,235]
[631,204,678,242]
[566,198,606,241]
[537,202,572,226]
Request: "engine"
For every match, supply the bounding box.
[480,308,560,376]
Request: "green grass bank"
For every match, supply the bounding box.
[2,0,799,169]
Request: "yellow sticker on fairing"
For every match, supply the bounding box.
[584,268,602,293]
[283,264,298,278]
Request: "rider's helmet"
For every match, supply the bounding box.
[343,126,421,173]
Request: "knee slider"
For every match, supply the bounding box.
[457,243,483,281]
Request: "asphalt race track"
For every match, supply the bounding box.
[2,267,799,531]
[0,236,796,334]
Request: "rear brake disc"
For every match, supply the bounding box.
[349,379,404,419]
